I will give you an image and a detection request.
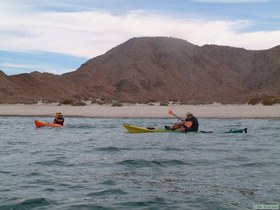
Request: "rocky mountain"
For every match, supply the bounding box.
[1,37,280,104]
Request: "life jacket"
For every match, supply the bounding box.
[184,121,193,128]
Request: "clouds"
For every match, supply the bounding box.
[1,10,141,58]
[1,8,279,60]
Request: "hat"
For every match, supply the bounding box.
[56,112,63,117]
[186,112,193,116]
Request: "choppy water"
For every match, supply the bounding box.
[0,117,279,210]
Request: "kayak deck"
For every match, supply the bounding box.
[34,120,63,128]
[123,123,169,133]
[123,123,247,134]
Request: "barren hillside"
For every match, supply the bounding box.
[1,37,279,104]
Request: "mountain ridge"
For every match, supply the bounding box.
[1,37,280,104]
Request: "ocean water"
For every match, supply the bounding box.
[0,117,279,210]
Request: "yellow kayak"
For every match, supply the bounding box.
[123,123,168,133]
[123,123,247,134]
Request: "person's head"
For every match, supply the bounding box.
[56,112,63,118]
[186,112,193,118]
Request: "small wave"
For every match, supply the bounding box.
[163,147,184,152]
[0,170,11,174]
[86,188,127,197]
[117,159,186,168]
[66,124,96,129]
[28,172,41,176]
[240,161,280,167]
[168,187,195,194]
[29,179,55,186]
[99,180,116,185]
[115,197,167,209]
[235,187,257,197]
[43,188,55,192]
[225,156,250,162]
[191,159,216,166]
[33,158,74,167]
[95,146,122,152]
[67,123,118,129]
[0,198,50,209]
[69,204,109,209]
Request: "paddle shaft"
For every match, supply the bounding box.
[172,113,185,122]
[168,109,186,128]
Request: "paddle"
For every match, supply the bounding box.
[168,109,184,122]
[167,109,193,129]
[166,109,182,130]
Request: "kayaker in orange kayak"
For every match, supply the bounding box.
[171,112,199,132]
[53,112,64,125]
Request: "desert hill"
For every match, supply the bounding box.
[1,37,280,104]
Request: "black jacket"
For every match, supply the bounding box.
[54,116,64,125]
[184,116,199,132]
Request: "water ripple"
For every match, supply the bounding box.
[86,189,128,197]
[117,159,186,168]
[0,117,279,209]
[0,198,50,209]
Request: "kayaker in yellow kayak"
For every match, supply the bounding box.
[171,112,199,132]
[53,112,64,125]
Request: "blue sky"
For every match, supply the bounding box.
[0,0,279,75]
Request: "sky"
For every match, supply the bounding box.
[0,0,279,75]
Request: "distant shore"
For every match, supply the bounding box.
[0,103,279,118]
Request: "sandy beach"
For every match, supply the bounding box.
[0,103,279,118]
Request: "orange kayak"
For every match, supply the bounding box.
[34,120,63,128]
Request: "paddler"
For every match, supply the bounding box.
[172,112,199,132]
[53,112,64,125]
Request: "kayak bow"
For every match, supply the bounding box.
[34,120,63,128]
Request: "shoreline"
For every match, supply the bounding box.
[0,104,280,119]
